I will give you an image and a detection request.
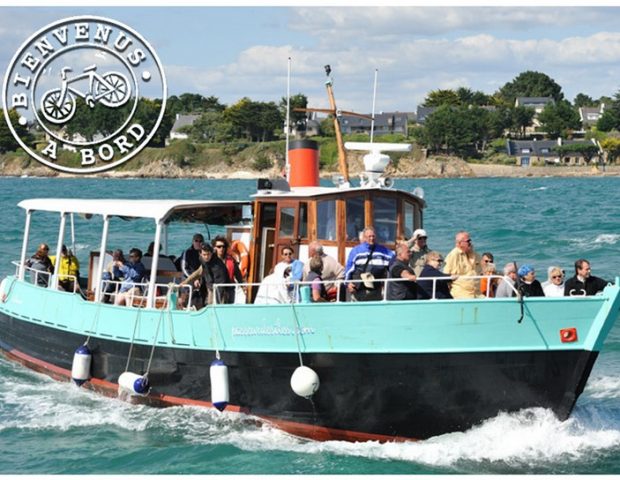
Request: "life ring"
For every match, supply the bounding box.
[230,240,250,278]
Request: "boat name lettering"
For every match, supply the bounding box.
[231,326,315,337]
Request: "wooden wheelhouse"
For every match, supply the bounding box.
[247,181,426,285]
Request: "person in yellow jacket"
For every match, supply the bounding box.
[443,231,482,299]
[50,244,80,292]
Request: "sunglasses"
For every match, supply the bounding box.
[552,275,563,279]
[282,252,293,256]
[215,244,226,249]
[460,239,472,244]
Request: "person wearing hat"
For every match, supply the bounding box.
[179,233,204,279]
[406,228,430,276]
[517,264,545,297]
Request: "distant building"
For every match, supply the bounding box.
[514,97,555,135]
[415,106,437,125]
[578,104,605,128]
[506,138,597,167]
[340,111,411,136]
[168,113,200,144]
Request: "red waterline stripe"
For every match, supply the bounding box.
[1,346,415,443]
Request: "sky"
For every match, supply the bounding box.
[2,4,620,115]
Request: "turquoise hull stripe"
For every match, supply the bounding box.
[1,276,619,354]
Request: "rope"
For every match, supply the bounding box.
[145,306,165,377]
[290,282,304,367]
[84,301,103,346]
[124,307,142,372]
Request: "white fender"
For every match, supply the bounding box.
[290,366,320,398]
[71,344,92,386]
[0,277,8,303]
[210,359,229,411]
[118,371,150,396]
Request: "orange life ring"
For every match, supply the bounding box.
[230,240,250,278]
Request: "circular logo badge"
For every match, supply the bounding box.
[2,16,167,174]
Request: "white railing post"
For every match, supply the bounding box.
[18,210,32,281]
[51,212,67,290]
[94,215,110,303]
[147,221,163,309]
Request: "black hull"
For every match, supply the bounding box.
[0,311,597,441]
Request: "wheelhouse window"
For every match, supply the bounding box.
[299,202,308,239]
[373,196,397,244]
[278,207,295,237]
[345,196,365,241]
[317,200,337,241]
[403,201,415,239]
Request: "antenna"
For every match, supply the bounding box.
[370,69,378,144]
[285,57,291,181]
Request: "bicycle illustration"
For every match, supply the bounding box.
[40,65,131,124]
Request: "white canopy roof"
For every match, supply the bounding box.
[18,198,251,224]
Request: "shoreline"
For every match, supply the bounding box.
[2,162,619,180]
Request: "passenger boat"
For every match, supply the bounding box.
[1,138,619,442]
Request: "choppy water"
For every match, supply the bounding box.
[0,175,619,474]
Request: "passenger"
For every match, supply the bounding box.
[495,263,518,298]
[345,226,395,302]
[178,233,204,279]
[102,249,125,304]
[144,242,159,257]
[302,241,345,300]
[480,259,498,298]
[212,235,244,304]
[516,264,545,297]
[114,248,146,306]
[542,266,565,297]
[26,243,53,287]
[277,245,304,283]
[387,242,422,301]
[306,255,328,302]
[443,231,483,299]
[49,244,80,292]
[180,243,214,308]
[254,262,292,304]
[418,251,454,299]
[406,229,430,276]
[564,259,608,296]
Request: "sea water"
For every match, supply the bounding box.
[0,175,619,474]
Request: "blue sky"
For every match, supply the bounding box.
[2,6,620,114]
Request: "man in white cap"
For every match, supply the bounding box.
[406,228,429,276]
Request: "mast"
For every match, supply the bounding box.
[294,65,372,184]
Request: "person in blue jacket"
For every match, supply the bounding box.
[114,248,146,306]
[345,226,394,301]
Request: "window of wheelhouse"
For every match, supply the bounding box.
[403,201,415,240]
[317,199,337,241]
[345,196,365,241]
[373,196,398,244]
[277,202,308,239]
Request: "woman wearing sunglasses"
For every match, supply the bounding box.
[542,266,565,297]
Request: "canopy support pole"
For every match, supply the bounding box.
[94,215,110,303]
[51,213,67,290]
[147,221,163,309]
[18,210,32,281]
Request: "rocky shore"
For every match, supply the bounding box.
[1,154,618,179]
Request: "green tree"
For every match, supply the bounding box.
[223,98,283,142]
[279,93,308,134]
[422,89,460,107]
[0,108,28,152]
[596,111,618,132]
[538,100,581,137]
[573,93,595,108]
[497,71,564,105]
[554,142,600,164]
[167,93,225,115]
[319,116,335,137]
[510,106,535,138]
[601,137,620,163]
[456,87,490,106]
